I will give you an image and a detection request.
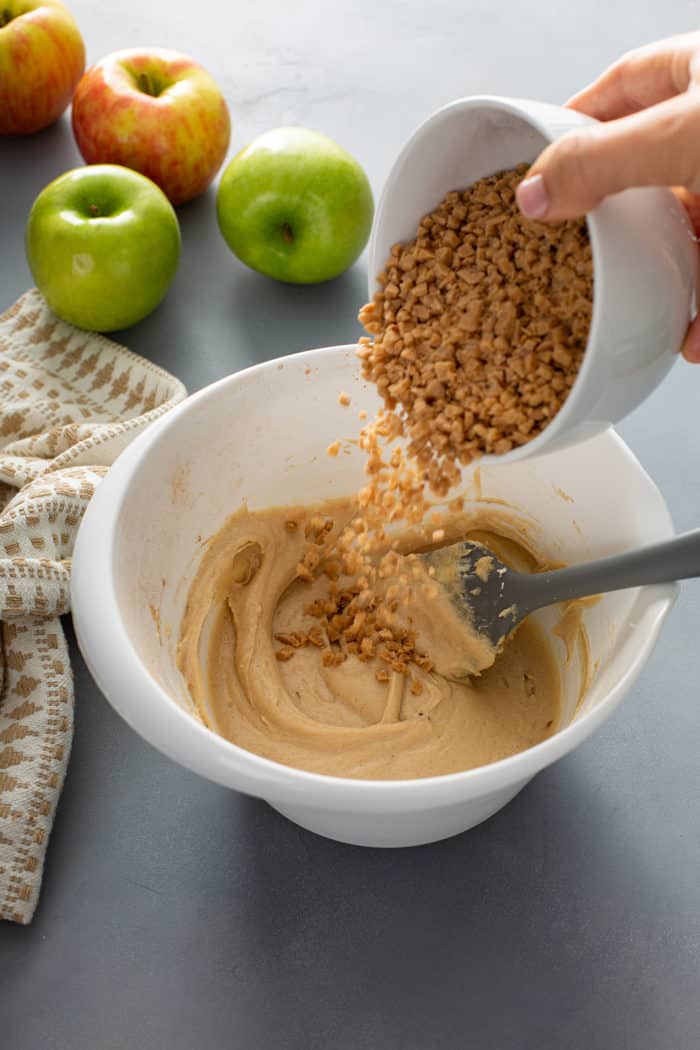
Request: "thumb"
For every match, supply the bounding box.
[682,313,700,363]
[516,92,700,221]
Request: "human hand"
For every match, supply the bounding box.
[515,33,700,361]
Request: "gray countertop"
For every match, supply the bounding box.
[1,2,699,1046]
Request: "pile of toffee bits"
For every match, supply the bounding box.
[358,163,593,495]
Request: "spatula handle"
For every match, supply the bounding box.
[524,527,700,611]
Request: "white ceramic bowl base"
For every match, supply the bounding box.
[72,347,676,847]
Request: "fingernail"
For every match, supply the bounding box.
[516,174,550,219]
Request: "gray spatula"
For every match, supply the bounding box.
[418,530,699,649]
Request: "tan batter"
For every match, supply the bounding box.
[177,498,561,780]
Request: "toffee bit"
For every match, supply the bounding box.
[307,626,326,648]
[360,636,375,659]
[274,631,307,648]
[304,515,334,542]
[322,650,346,667]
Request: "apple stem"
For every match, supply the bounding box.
[282,222,294,245]
[137,71,161,97]
[89,204,101,217]
[0,9,14,27]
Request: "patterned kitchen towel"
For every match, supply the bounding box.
[0,289,187,924]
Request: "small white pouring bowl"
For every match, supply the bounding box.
[71,346,677,848]
[368,95,698,463]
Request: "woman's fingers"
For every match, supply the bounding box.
[682,314,700,363]
[516,93,700,220]
[516,33,700,362]
[672,186,700,236]
[566,33,700,121]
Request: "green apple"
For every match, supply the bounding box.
[216,127,374,284]
[25,164,181,332]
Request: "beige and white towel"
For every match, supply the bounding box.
[0,289,186,924]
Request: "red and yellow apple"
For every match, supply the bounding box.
[0,0,85,135]
[71,48,231,205]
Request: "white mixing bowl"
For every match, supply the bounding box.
[71,346,676,847]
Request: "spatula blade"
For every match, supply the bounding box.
[419,540,521,649]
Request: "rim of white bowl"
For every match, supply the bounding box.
[366,93,679,469]
[71,345,678,807]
